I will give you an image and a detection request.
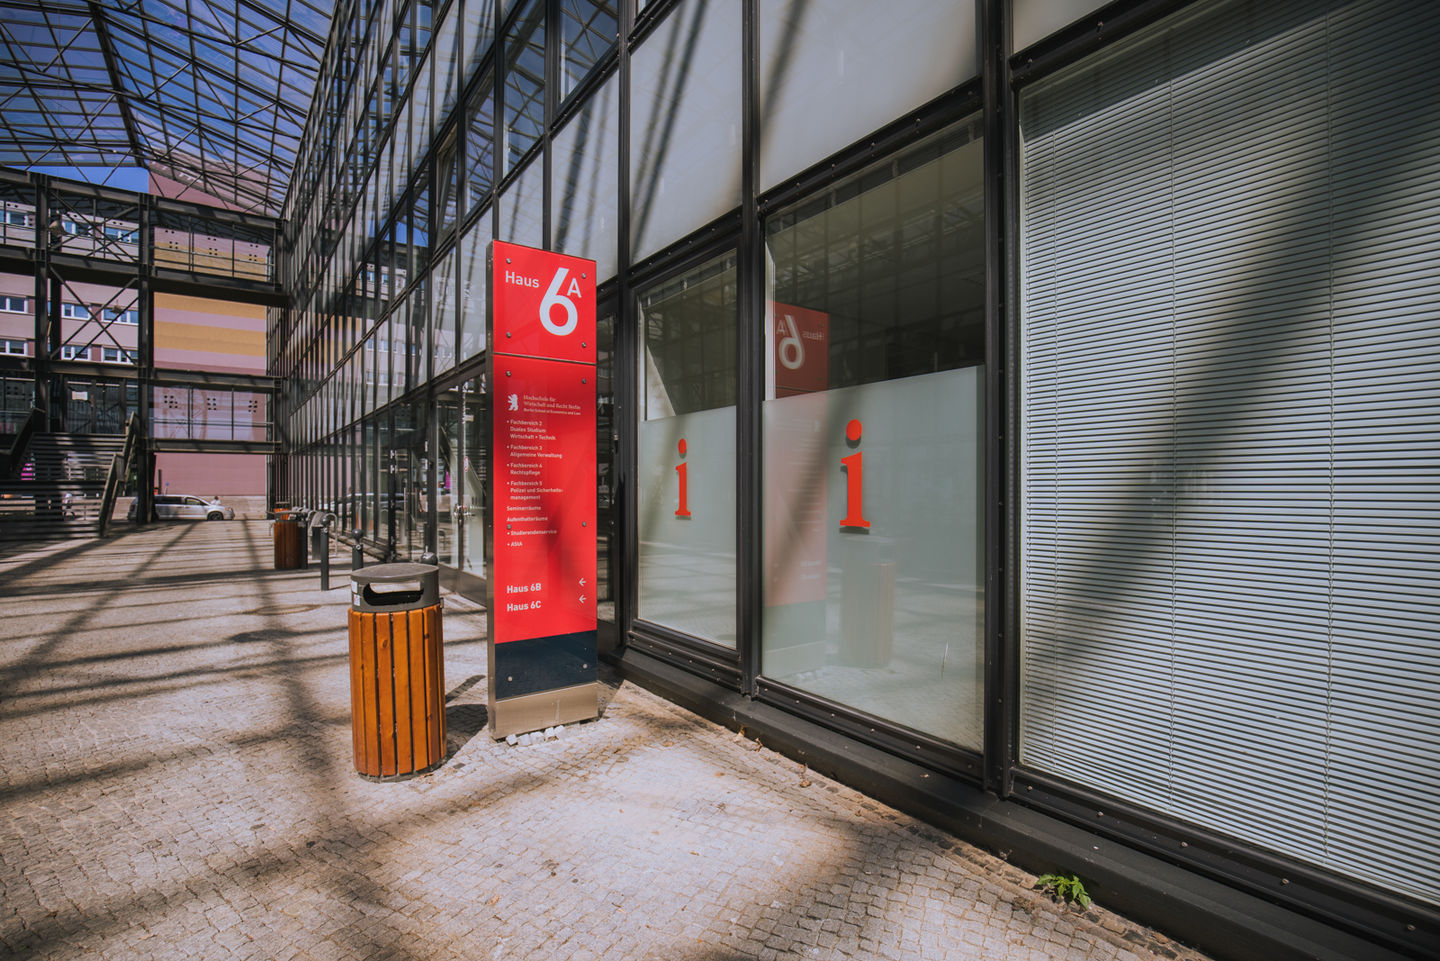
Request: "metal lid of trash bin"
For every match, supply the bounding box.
[350,562,440,612]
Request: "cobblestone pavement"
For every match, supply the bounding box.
[0,522,1214,961]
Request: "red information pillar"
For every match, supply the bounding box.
[486,240,598,737]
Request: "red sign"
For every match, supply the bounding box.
[489,241,597,646]
[491,241,597,366]
[491,354,597,644]
[772,303,829,397]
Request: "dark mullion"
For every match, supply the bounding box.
[737,0,761,694]
[490,0,503,242]
[981,0,1013,798]
[614,0,635,650]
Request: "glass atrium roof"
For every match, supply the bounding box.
[0,0,332,216]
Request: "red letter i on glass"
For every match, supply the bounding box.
[675,438,691,518]
[840,419,870,529]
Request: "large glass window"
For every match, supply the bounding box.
[497,158,543,248]
[466,70,497,215]
[503,0,546,173]
[433,250,457,375]
[760,119,986,749]
[462,0,498,88]
[552,71,619,281]
[434,3,462,127]
[458,217,492,362]
[636,250,738,647]
[559,0,617,100]
[758,0,978,192]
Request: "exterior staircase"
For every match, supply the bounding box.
[0,432,129,541]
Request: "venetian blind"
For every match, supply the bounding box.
[1019,0,1440,906]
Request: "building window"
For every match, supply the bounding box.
[2,339,26,355]
[559,0,618,100]
[3,210,34,226]
[59,345,89,360]
[760,117,987,750]
[102,308,138,325]
[61,303,90,320]
[0,296,26,313]
[103,224,139,243]
[636,249,738,648]
[100,347,135,364]
[503,0,546,173]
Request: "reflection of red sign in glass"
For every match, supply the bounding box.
[772,303,829,397]
[489,241,598,646]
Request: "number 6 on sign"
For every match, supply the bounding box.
[778,313,804,370]
[541,267,582,336]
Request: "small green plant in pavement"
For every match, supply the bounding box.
[1035,872,1092,909]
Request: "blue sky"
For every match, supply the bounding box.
[27,165,150,192]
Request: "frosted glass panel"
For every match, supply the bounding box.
[637,251,737,647]
[432,250,456,376]
[559,0,618,99]
[497,158,543,248]
[553,72,619,281]
[758,0,978,192]
[1013,0,1108,52]
[434,6,463,128]
[458,218,492,364]
[630,0,741,260]
[503,0,546,172]
[762,373,984,745]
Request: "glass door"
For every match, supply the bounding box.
[437,388,460,567]
[459,374,486,580]
[437,373,487,600]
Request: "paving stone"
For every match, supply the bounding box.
[0,522,1216,961]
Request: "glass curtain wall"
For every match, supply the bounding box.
[276,0,984,757]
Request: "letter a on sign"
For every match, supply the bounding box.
[489,241,596,364]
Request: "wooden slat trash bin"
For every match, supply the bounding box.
[272,508,305,570]
[348,563,445,779]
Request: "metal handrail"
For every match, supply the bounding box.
[97,411,142,537]
[2,406,45,479]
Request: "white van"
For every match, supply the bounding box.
[127,494,235,522]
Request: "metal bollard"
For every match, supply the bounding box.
[319,524,331,591]
[352,529,363,572]
[298,509,311,568]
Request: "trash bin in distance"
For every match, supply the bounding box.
[348,562,445,779]
[273,508,304,570]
